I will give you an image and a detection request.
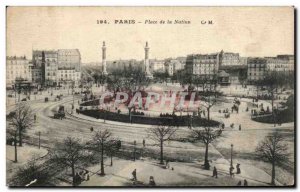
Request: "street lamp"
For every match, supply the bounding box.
[230,144,234,168]
[133,140,136,161]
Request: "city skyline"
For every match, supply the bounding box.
[7,7,294,63]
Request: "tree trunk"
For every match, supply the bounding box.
[207,107,210,121]
[110,153,113,166]
[71,163,75,186]
[100,142,105,175]
[204,143,209,170]
[14,131,18,163]
[160,140,164,164]
[271,91,276,126]
[271,161,276,185]
[18,128,22,147]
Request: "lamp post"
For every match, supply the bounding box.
[133,140,136,161]
[38,131,41,149]
[230,144,233,168]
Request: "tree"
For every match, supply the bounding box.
[147,124,178,164]
[255,131,290,185]
[91,129,112,176]
[50,137,88,186]
[10,157,54,186]
[8,103,34,147]
[200,95,217,121]
[106,140,121,166]
[263,71,284,125]
[191,127,222,170]
[238,69,248,86]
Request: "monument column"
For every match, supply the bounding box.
[144,41,153,78]
[102,41,108,75]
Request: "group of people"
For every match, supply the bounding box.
[212,164,247,186]
[132,111,145,116]
[237,179,248,186]
[221,123,242,131]
[159,112,177,118]
[131,169,156,186]
[74,170,90,186]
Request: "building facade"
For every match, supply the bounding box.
[57,49,81,71]
[32,49,82,86]
[57,68,81,85]
[219,51,240,66]
[165,61,174,76]
[185,53,220,76]
[43,51,58,86]
[247,57,267,83]
[266,55,294,72]
[151,60,165,72]
[6,56,32,87]
[31,67,42,83]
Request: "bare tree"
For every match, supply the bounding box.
[191,127,222,170]
[106,140,121,166]
[50,137,87,186]
[255,131,290,185]
[147,124,178,164]
[200,95,217,121]
[91,129,112,176]
[8,103,34,147]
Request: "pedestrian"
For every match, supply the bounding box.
[239,124,241,131]
[132,169,137,181]
[236,163,241,174]
[149,176,156,186]
[212,166,218,178]
[237,181,242,186]
[143,139,145,147]
[85,170,89,181]
[90,126,94,132]
[244,179,248,186]
[222,123,225,129]
[166,160,169,169]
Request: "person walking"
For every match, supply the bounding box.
[237,181,242,186]
[166,160,170,169]
[149,176,156,186]
[132,169,137,181]
[236,163,241,174]
[239,124,241,131]
[244,179,248,186]
[143,139,145,147]
[212,166,218,178]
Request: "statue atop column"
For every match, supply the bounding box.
[144,41,153,79]
[102,41,108,75]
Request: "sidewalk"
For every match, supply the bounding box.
[80,158,277,186]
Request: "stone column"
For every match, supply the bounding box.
[144,41,153,78]
[102,41,108,75]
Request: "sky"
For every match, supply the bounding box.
[6,6,294,63]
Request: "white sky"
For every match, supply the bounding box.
[7,6,294,63]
